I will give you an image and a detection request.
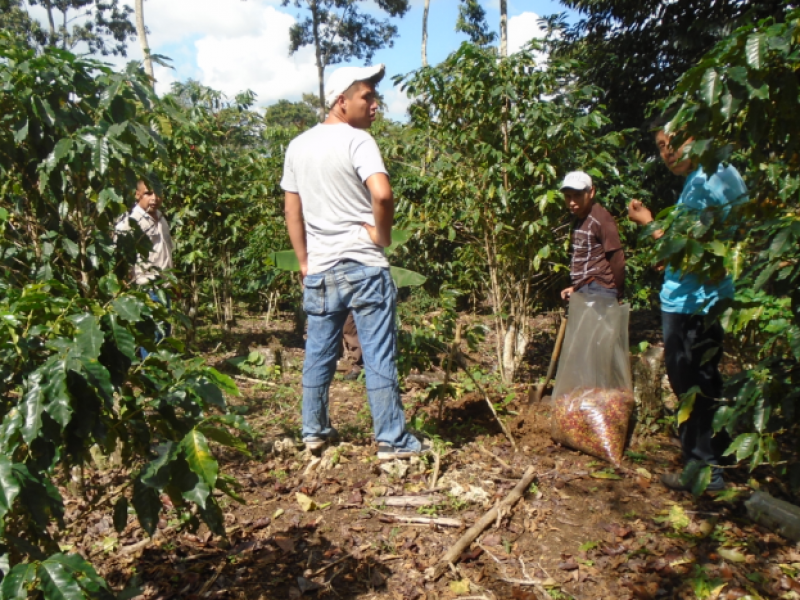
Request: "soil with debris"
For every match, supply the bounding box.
[65,311,800,600]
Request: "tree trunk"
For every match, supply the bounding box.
[43,0,56,46]
[499,0,508,57]
[135,0,155,87]
[421,0,430,67]
[310,0,326,121]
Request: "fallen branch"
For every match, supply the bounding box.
[477,444,512,470]
[234,374,271,386]
[374,510,462,528]
[307,553,352,578]
[439,466,536,567]
[371,495,444,508]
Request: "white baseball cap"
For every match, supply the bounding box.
[325,64,386,108]
[559,171,593,191]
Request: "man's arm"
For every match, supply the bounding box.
[628,200,664,239]
[284,192,308,279]
[608,250,625,298]
[363,173,393,248]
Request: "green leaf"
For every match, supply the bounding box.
[140,443,178,488]
[113,497,128,534]
[52,138,73,162]
[0,456,20,519]
[169,458,210,509]
[1,563,37,599]
[270,250,299,272]
[98,274,120,296]
[43,360,70,428]
[677,387,699,426]
[109,314,136,360]
[13,119,28,143]
[21,370,45,444]
[197,497,225,536]
[201,368,239,397]
[724,433,758,461]
[701,68,722,106]
[111,297,144,322]
[691,465,712,496]
[36,556,84,600]
[69,314,103,361]
[180,429,218,489]
[93,137,110,175]
[745,34,765,70]
[384,229,413,255]
[132,477,161,536]
[197,425,249,455]
[390,266,427,288]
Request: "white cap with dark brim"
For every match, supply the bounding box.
[559,171,593,191]
[325,64,385,108]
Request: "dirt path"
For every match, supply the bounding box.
[72,315,799,600]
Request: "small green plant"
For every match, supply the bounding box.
[625,450,647,463]
[687,565,724,599]
[528,482,540,495]
[623,510,638,520]
[447,493,468,511]
[502,538,512,554]
[578,540,600,552]
[269,469,288,481]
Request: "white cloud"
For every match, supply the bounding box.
[122,0,282,48]
[193,7,318,104]
[382,86,412,122]
[508,11,547,55]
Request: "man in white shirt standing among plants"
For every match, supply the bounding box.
[281,64,427,459]
[115,180,174,358]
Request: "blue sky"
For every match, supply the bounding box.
[27,0,578,120]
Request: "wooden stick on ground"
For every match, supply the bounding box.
[373,510,462,528]
[439,466,536,567]
[477,444,512,471]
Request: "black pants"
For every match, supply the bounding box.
[662,311,731,466]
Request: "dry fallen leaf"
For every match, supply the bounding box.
[449,579,471,595]
[296,492,317,512]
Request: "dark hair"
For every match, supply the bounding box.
[647,105,681,135]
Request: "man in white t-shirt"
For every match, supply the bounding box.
[281,64,426,460]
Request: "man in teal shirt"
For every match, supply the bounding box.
[629,121,747,492]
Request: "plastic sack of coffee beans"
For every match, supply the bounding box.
[550,293,633,465]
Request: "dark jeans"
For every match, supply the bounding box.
[574,280,618,299]
[139,289,172,359]
[662,311,731,466]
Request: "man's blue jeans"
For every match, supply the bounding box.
[302,261,420,451]
[139,289,172,359]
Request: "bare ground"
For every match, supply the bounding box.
[62,312,800,600]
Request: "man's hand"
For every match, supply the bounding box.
[628,199,665,240]
[560,286,574,301]
[362,223,390,247]
[299,261,308,280]
[627,200,653,226]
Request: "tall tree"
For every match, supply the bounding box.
[499,0,507,56]
[421,0,430,66]
[0,0,46,46]
[455,0,496,46]
[26,0,136,56]
[134,0,154,85]
[555,0,789,133]
[282,0,410,117]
